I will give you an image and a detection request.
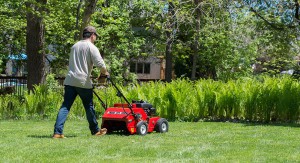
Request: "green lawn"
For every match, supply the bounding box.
[0,120,299,162]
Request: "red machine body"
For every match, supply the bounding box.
[96,77,168,136]
[101,103,162,135]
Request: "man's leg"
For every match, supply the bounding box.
[53,85,77,135]
[76,87,100,135]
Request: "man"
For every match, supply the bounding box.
[53,26,109,138]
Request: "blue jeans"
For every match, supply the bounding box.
[53,85,99,135]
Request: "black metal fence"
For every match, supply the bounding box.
[0,76,66,96]
[0,76,159,96]
[0,76,27,96]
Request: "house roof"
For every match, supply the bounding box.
[8,54,56,62]
[8,54,27,60]
[45,54,56,62]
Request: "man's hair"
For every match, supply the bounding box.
[82,26,98,39]
[83,32,92,39]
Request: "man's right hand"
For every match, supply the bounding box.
[98,72,110,84]
[99,72,109,78]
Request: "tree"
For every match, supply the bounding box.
[26,0,47,92]
[34,0,100,79]
[173,0,243,80]
[26,0,100,91]
[238,0,300,75]
[94,0,147,80]
[191,0,201,80]
[164,2,176,82]
[45,0,80,77]
[78,0,98,40]
[2,0,300,85]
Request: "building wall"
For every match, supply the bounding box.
[130,56,165,80]
[5,60,13,76]
[5,60,26,76]
[5,54,54,77]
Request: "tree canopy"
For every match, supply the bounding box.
[1,0,300,87]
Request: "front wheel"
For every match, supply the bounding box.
[136,121,148,136]
[155,118,169,133]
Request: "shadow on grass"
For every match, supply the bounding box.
[241,122,300,128]
[27,135,77,138]
[201,118,300,128]
[105,130,159,136]
[106,131,131,136]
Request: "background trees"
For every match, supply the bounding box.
[0,0,27,76]
[1,0,300,89]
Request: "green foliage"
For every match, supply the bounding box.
[94,0,149,80]
[169,1,257,80]
[0,1,26,56]
[1,76,300,122]
[0,95,24,119]
[259,57,294,76]
[241,78,261,121]
[45,73,59,90]
[1,0,299,82]
[25,85,47,118]
[44,0,79,75]
[1,0,300,121]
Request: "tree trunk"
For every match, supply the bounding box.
[164,2,176,82]
[78,0,98,40]
[295,0,300,25]
[165,35,173,82]
[26,0,47,92]
[75,0,84,40]
[191,0,201,80]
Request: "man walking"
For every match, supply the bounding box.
[53,26,109,138]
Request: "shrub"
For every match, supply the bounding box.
[1,76,300,122]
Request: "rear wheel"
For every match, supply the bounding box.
[136,121,148,136]
[155,118,169,133]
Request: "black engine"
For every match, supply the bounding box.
[132,100,156,116]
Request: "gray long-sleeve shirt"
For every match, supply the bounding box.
[64,40,106,89]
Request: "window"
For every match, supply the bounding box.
[129,62,151,74]
[137,63,143,73]
[144,63,150,74]
[130,63,136,73]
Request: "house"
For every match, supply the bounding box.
[129,56,165,81]
[4,53,164,81]
[5,54,27,76]
[5,54,55,76]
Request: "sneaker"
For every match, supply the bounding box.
[52,134,66,139]
[94,128,107,136]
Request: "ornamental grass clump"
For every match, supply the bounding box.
[239,78,261,121]
[0,95,24,119]
[214,80,242,120]
[273,76,300,122]
[1,76,300,122]
[194,79,219,120]
[166,79,197,121]
[239,76,300,123]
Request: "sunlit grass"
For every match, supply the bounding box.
[0,120,299,162]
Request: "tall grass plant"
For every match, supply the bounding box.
[1,76,300,123]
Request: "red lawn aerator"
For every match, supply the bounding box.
[94,77,169,136]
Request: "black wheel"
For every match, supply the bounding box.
[136,121,148,136]
[155,118,169,133]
